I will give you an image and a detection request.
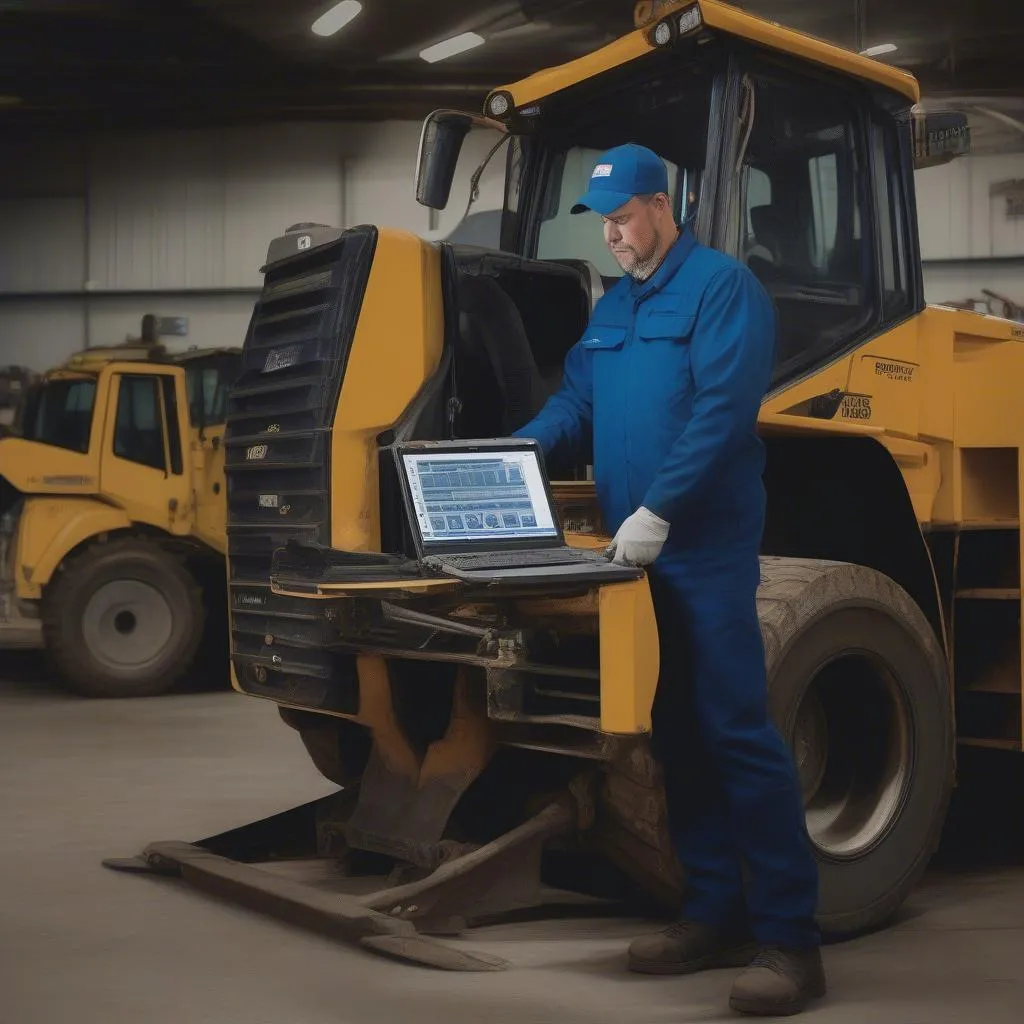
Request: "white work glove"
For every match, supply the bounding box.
[606,507,670,566]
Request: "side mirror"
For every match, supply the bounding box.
[415,109,507,210]
[913,109,971,169]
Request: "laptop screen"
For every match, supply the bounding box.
[401,447,560,546]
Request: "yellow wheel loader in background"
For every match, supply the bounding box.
[0,343,240,697]
[107,0,1014,970]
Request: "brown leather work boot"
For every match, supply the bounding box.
[627,919,757,975]
[729,946,827,1016]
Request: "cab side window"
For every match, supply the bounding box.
[738,69,875,385]
[871,120,913,324]
[186,365,229,426]
[114,376,166,471]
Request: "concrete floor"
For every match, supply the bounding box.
[2,653,1023,1024]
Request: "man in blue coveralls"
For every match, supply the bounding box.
[514,145,825,1016]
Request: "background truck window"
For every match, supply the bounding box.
[22,379,97,454]
[113,376,166,471]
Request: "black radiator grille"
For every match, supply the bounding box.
[223,226,377,713]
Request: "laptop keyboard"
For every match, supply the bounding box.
[442,548,603,570]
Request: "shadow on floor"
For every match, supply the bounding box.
[0,650,55,688]
[0,647,229,697]
[933,747,1024,871]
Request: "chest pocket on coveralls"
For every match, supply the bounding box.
[581,324,626,389]
[581,325,626,352]
[635,309,696,413]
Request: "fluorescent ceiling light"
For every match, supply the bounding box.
[860,43,898,58]
[312,1,362,37]
[420,31,485,63]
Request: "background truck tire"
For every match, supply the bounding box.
[757,556,954,937]
[44,537,205,698]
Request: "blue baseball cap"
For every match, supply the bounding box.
[571,144,669,216]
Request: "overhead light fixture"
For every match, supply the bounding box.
[420,31,485,63]
[860,43,898,58]
[312,1,362,38]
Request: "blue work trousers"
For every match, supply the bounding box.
[648,546,820,949]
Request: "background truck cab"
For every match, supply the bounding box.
[0,344,239,697]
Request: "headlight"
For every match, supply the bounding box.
[678,4,703,35]
[653,20,673,46]
[486,91,513,119]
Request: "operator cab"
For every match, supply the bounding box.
[19,374,98,455]
[419,18,927,410]
[428,47,713,468]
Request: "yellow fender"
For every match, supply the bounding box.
[14,497,133,600]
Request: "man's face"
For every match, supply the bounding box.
[601,194,667,279]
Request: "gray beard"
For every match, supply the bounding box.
[629,253,660,281]
[618,240,663,281]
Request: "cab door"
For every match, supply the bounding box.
[182,354,238,552]
[99,366,192,536]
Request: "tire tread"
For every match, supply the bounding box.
[756,555,953,937]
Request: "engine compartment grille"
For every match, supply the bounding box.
[223,226,377,712]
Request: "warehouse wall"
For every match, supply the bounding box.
[0,121,1022,372]
[0,121,504,370]
[916,152,1024,308]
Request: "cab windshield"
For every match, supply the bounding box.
[21,378,97,454]
[519,52,718,281]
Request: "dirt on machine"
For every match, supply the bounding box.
[0,325,240,697]
[106,0,1018,970]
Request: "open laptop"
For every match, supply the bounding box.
[392,438,642,585]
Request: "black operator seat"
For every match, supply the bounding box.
[456,274,562,436]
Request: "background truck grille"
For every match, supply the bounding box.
[223,226,377,713]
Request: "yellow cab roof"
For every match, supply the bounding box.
[495,0,919,110]
[49,345,237,377]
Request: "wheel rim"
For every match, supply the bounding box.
[81,579,176,673]
[796,652,912,860]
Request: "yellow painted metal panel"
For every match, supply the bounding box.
[845,320,921,439]
[877,437,943,526]
[498,0,917,111]
[952,331,1024,449]
[330,230,444,553]
[599,577,660,735]
[916,307,958,442]
[190,425,228,554]
[0,438,100,495]
[14,496,132,598]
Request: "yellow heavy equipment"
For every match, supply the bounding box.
[107,0,1013,970]
[0,343,240,696]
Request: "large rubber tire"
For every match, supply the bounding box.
[758,556,954,937]
[44,537,205,698]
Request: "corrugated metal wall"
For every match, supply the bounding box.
[86,125,345,291]
[0,121,506,369]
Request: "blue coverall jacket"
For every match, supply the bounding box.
[518,228,776,552]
